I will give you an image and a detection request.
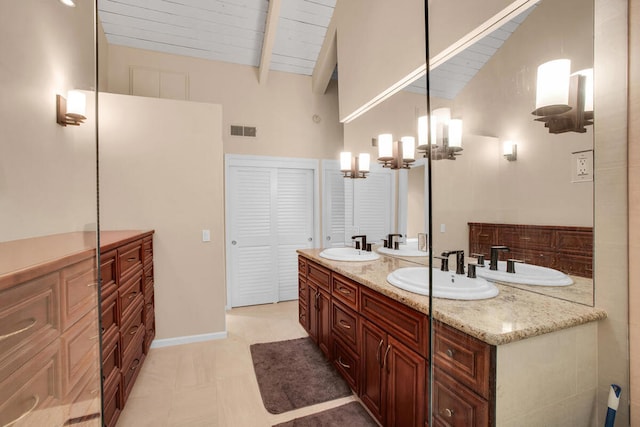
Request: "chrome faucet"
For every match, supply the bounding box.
[490,246,510,270]
[351,235,368,251]
[385,234,403,249]
[441,250,465,275]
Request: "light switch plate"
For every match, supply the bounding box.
[202,229,211,242]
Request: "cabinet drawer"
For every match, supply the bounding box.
[100,249,117,298]
[119,269,144,321]
[307,261,331,291]
[500,226,553,250]
[103,366,123,427]
[64,368,101,425]
[331,300,359,352]
[121,300,145,356]
[101,290,119,339]
[299,276,308,302]
[298,256,307,279]
[144,291,155,319]
[142,236,153,267]
[360,287,429,358]
[434,322,493,399]
[468,224,498,249]
[0,341,62,427]
[555,229,593,254]
[60,257,98,330]
[0,272,60,383]
[102,332,121,385]
[119,240,143,281]
[61,310,100,394]
[144,315,155,354]
[143,264,154,295]
[331,274,359,309]
[122,328,145,403]
[332,336,359,393]
[298,300,309,331]
[433,368,489,427]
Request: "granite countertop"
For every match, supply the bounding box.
[298,248,607,346]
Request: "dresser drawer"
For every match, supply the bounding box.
[100,249,117,298]
[102,330,121,384]
[101,290,119,339]
[298,300,309,331]
[298,256,307,280]
[432,368,489,427]
[331,273,359,309]
[121,300,145,356]
[119,269,144,321]
[0,341,62,427]
[299,276,308,302]
[360,286,429,358]
[143,264,154,295]
[122,328,145,403]
[119,239,143,281]
[331,300,359,352]
[103,366,123,427]
[142,236,153,267]
[60,310,100,394]
[499,226,554,250]
[60,256,98,330]
[144,315,155,354]
[434,321,493,399]
[332,336,359,393]
[0,272,61,383]
[64,368,101,425]
[143,290,155,318]
[307,261,331,291]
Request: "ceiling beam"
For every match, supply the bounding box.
[258,0,282,84]
[312,14,337,94]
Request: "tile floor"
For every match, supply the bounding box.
[117,301,359,426]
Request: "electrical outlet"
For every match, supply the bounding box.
[440,224,446,233]
[571,151,593,183]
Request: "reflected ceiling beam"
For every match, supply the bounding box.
[312,18,338,94]
[258,0,282,84]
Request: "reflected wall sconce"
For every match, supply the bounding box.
[59,0,76,6]
[532,59,593,134]
[340,151,370,179]
[503,141,517,161]
[416,108,463,160]
[376,133,416,169]
[56,91,86,126]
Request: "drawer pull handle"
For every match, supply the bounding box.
[146,303,153,309]
[3,394,39,427]
[376,340,384,365]
[88,334,99,340]
[130,359,140,371]
[338,287,351,295]
[479,233,489,237]
[382,345,391,371]
[129,326,139,335]
[299,313,305,320]
[90,388,100,395]
[337,356,350,369]
[442,408,454,418]
[145,249,151,252]
[87,282,98,287]
[446,348,455,358]
[128,291,138,300]
[338,320,351,330]
[520,236,531,240]
[0,318,36,342]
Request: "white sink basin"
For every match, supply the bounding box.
[387,267,499,300]
[475,261,573,286]
[377,240,428,257]
[319,247,380,262]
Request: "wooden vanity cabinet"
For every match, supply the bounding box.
[305,260,332,358]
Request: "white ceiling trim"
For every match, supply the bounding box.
[258,0,282,84]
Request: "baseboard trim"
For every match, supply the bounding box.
[150,331,228,349]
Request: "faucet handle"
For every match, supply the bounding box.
[506,259,524,273]
[471,253,485,266]
[433,255,450,272]
[467,263,477,278]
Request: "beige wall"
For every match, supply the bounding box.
[629,0,640,423]
[106,45,343,160]
[99,93,226,340]
[0,0,97,242]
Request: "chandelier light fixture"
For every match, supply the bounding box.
[416,108,463,160]
[376,133,416,169]
[340,151,370,179]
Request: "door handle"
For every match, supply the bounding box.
[308,237,313,242]
[326,236,331,241]
[231,240,237,245]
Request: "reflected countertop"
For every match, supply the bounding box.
[298,248,606,346]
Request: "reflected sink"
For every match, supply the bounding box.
[376,240,428,257]
[387,267,499,300]
[319,247,380,262]
[475,261,573,286]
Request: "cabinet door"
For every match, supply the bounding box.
[386,335,426,427]
[360,319,386,424]
[317,288,331,358]
[307,282,318,343]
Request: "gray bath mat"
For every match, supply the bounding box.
[250,337,352,414]
[272,402,378,427]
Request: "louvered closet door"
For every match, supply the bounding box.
[323,168,348,247]
[277,168,314,301]
[228,166,278,307]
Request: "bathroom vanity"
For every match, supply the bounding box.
[297,249,606,426]
[0,230,155,427]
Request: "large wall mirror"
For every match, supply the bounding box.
[345,0,594,306]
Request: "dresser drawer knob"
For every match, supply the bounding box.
[3,394,39,427]
[337,356,351,369]
[127,291,138,300]
[0,318,36,342]
[338,320,351,330]
[442,408,454,418]
[129,326,139,335]
[127,257,136,262]
[338,287,351,295]
[446,348,455,358]
[130,359,140,371]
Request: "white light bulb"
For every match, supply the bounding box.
[377,134,393,159]
[340,152,352,171]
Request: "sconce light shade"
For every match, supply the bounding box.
[503,141,517,161]
[340,151,369,178]
[534,59,571,116]
[340,151,352,171]
[401,136,416,161]
[448,119,463,149]
[359,153,371,172]
[377,134,394,160]
[57,90,86,126]
[431,108,451,145]
[59,0,76,6]
[417,115,428,149]
[573,68,594,112]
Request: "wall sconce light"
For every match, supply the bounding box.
[416,108,463,160]
[376,133,416,170]
[56,91,86,126]
[532,59,594,134]
[59,0,76,6]
[503,141,517,161]
[340,151,370,179]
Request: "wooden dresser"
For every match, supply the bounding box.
[0,230,155,427]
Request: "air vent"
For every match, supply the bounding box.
[230,125,257,137]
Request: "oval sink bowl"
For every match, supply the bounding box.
[387,267,498,300]
[475,261,573,286]
[319,247,380,262]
